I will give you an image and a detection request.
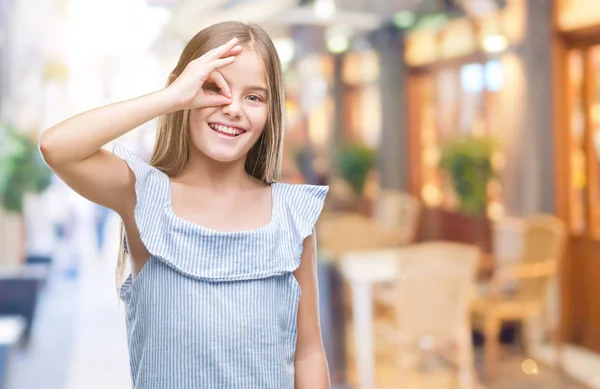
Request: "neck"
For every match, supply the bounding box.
[175,148,253,190]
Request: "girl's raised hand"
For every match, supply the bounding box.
[167,37,242,110]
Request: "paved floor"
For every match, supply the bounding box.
[5,268,79,389]
[483,356,589,389]
[476,347,590,389]
[341,345,590,389]
[6,212,131,389]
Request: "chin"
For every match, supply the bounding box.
[190,138,253,164]
[203,149,247,163]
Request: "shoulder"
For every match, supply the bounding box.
[112,143,166,186]
[112,144,154,176]
[275,182,329,240]
[275,182,329,204]
[111,143,169,214]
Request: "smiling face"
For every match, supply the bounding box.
[150,22,285,184]
[188,48,268,164]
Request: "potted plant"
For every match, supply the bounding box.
[0,122,53,266]
[438,134,498,216]
[336,142,375,214]
[434,134,498,252]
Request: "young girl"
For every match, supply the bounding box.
[39,21,330,389]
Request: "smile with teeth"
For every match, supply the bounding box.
[208,123,246,137]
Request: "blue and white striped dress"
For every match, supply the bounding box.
[113,145,329,389]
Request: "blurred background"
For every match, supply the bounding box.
[0,0,599,388]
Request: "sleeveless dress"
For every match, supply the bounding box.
[112,144,329,389]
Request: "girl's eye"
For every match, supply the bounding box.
[247,95,262,102]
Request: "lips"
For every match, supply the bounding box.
[208,122,247,137]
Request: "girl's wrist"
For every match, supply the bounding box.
[157,86,187,114]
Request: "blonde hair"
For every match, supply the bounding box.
[116,21,286,291]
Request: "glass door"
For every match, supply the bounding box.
[587,46,600,237]
[567,45,600,238]
[568,49,588,234]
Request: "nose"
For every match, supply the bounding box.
[221,95,242,118]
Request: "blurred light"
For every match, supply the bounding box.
[309,77,328,102]
[422,146,440,166]
[484,60,504,91]
[482,34,508,53]
[461,0,499,17]
[327,35,349,54]
[0,316,25,345]
[393,11,416,29]
[593,132,600,161]
[421,184,442,207]
[274,38,295,69]
[413,13,447,30]
[491,151,505,171]
[326,26,352,54]
[314,0,336,19]
[521,358,538,375]
[307,98,331,148]
[147,0,179,5]
[67,0,170,58]
[460,63,484,93]
[488,201,504,220]
[285,100,300,130]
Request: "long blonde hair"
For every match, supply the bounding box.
[116,21,286,291]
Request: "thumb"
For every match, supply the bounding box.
[202,95,232,108]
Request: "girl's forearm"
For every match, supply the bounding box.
[39,88,180,166]
[295,349,330,389]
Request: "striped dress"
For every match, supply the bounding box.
[113,145,329,389]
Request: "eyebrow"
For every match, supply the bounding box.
[218,77,269,95]
[247,86,268,95]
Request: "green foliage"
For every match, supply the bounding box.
[0,123,53,213]
[438,135,497,216]
[293,147,311,182]
[336,143,375,197]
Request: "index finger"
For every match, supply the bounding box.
[208,37,240,60]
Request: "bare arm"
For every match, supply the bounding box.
[40,90,178,167]
[294,232,331,389]
[39,38,241,215]
[39,90,179,214]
